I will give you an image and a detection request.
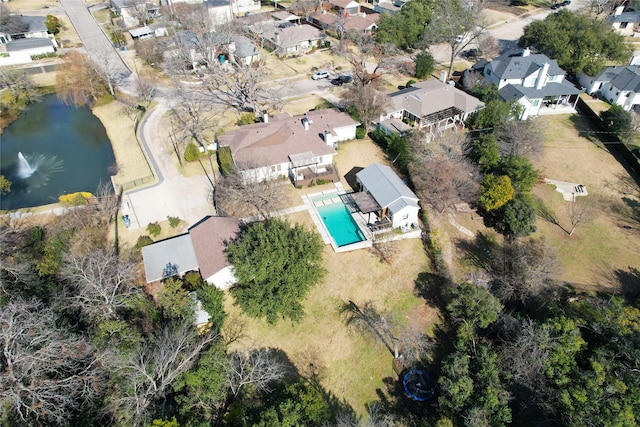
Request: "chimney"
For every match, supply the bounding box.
[274,31,281,44]
[440,70,447,83]
[324,129,333,146]
[522,47,530,57]
[535,62,549,90]
[614,5,624,16]
[302,117,309,130]
[263,110,268,123]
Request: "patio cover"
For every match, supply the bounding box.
[289,151,317,168]
[350,191,380,214]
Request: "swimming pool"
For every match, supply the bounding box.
[313,195,367,247]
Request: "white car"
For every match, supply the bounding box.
[312,70,330,80]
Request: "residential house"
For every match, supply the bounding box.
[252,21,326,56]
[307,10,378,35]
[578,65,640,111]
[475,47,582,119]
[0,15,57,46]
[128,22,169,40]
[110,0,160,28]
[378,78,485,139]
[216,108,360,183]
[610,5,640,36]
[172,30,259,69]
[272,10,302,24]
[142,216,239,289]
[330,0,361,16]
[354,163,420,230]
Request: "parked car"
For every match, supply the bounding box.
[462,48,483,58]
[550,2,561,8]
[331,75,352,86]
[560,0,571,5]
[312,70,330,80]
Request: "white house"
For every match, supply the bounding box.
[378,78,485,139]
[355,163,420,230]
[476,48,582,119]
[578,65,640,112]
[610,6,640,36]
[141,216,239,289]
[216,109,360,183]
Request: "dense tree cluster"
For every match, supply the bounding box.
[519,10,630,76]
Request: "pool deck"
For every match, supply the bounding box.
[301,183,373,253]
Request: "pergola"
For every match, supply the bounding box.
[349,191,380,223]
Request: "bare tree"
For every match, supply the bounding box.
[566,197,595,237]
[290,0,322,16]
[170,90,220,194]
[56,51,110,106]
[409,132,479,214]
[107,320,217,426]
[342,83,390,134]
[500,318,551,390]
[125,0,155,26]
[0,68,41,110]
[588,0,616,15]
[0,221,38,299]
[421,0,486,77]
[223,348,287,398]
[489,238,563,306]
[90,46,126,97]
[495,119,544,160]
[60,248,140,323]
[477,33,499,59]
[333,31,402,87]
[0,299,104,426]
[216,164,288,220]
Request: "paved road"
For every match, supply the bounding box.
[58,0,131,79]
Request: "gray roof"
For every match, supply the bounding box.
[609,66,640,92]
[378,118,412,135]
[591,65,627,82]
[142,234,199,283]
[129,26,153,38]
[610,11,640,23]
[272,11,299,21]
[256,22,325,48]
[356,163,419,210]
[232,35,259,58]
[5,38,54,52]
[499,80,582,101]
[388,79,485,117]
[489,48,565,80]
[21,15,47,33]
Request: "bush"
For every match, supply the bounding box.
[167,216,181,228]
[405,79,417,88]
[30,52,57,60]
[217,146,234,176]
[147,222,161,237]
[184,142,200,162]
[414,52,435,79]
[184,271,205,291]
[58,192,93,205]
[355,125,366,139]
[498,194,537,237]
[236,112,256,125]
[135,235,154,249]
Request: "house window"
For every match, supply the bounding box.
[271,166,276,173]
[616,91,620,96]
[402,213,409,220]
[318,157,323,163]
[277,164,282,171]
[532,99,540,106]
[487,69,491,76]
[627,92,631,97]
[621,22,628,29]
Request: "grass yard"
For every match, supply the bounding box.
[530,114,639,290]
[225,236,435,416]
[93,101,154,188]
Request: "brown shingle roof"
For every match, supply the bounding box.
[217,108,358,168]
[388,79,485,117]
[188,216,240,281]
[341,14,379,31]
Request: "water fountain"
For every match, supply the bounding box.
[0,94,116,210]
[16,152,36,179]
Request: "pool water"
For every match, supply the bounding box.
[315,196,366,247]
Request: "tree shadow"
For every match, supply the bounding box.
[343,166,364,191]
[454,231,498,272]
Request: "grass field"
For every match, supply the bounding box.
[448,113,640,292]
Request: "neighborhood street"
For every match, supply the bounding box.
[53,0,585,230]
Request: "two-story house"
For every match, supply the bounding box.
[578,65,640,112]
[475,48,582,119]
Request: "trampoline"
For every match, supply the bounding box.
[402,369,436,402]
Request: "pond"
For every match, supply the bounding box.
[0,94,116,210]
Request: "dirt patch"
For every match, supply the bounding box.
[6,0,57,12]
